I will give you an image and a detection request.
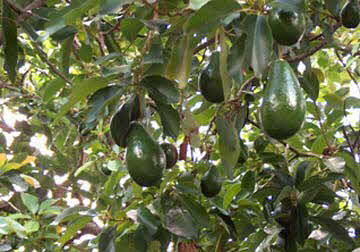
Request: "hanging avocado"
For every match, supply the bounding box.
[110,96,141,148]
[126,122,166,187]
[160,143,178,169]
[341,0,360,29]
[200,165,222,197]
[269,8,306,46]
[198,52,225,103]
[260,60,306,140]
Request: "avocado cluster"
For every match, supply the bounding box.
[110,98,178,187]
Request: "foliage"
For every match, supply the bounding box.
[0,0,359,251]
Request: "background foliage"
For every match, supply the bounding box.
[0,0,359,251]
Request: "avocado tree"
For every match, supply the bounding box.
[0,0,360,251]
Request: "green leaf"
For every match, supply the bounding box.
[189,0,210,10]
[58,216,92,246]
[241,170,256,194]
[86,85,123,125]
[310,216,354,245]
[186,0,241,34]
[144,36,164,64]
[141,75,179,104]
[300,70,319,101]
[137,206,161,236]
[345,96,360,109]
[251,16,273,78]
[60,35,74,76]
[311,135,326,154]
[115,231,147,252]
[56,77,108,119]
[338,151,360,195]
[228,35,247,84]
[42,78,66,103]
[219,27,232,102]
[179,194,211,228]
[99,226,116,252]
[295,161,311,188]
[20,193,39,215]
[223,183,241,210]
[24,221,40,233]
[121,18,144,42]
[166,34,197,89]
[100,0,134,14]
[52,206,95,225]
[324,0,341,16]
[155,102,180,138]
[38,199,58,215]
[216,115,240,179]
[2,2,18,83]
[259,152,287,169]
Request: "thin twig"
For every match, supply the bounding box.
[31,41,73,84]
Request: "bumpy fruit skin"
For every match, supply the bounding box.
[160,143,178,169]
[341,0,360,29]
[269,8,306,46]
[126,122,166,187]
[200,165,222,197]
[198,52,225,103]
[260,60,306,140]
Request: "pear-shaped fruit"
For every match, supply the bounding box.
[260,60,306,140]
[200,165,222,197]
[269,8,306,46]
[160,143,178,169]
[126,122,166,187]
[341,0,360,29]
[198,52,225,103]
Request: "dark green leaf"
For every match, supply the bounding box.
[58,216,92,246]
[155,102,180,138]
[144,36,163,64]
[310,216,354,245]
[251,16,273,78]
[56,78,108,119]
[216,115,240,178]
[241,170,256,194]
[137,206,161,236]
[100,0,135,14]
[60,35,74,76]
[259,152,287,169]
[2,2,18,83]
[300,70,319,101]
[141,75,179,104]
[20,193,39,215]
[186,0,241,34]
[121,18,144,42]
[99,226,116,252]
[179,194,211,228]
[42,79,66,103]
[295,161,311,188]
[223,183,241,209]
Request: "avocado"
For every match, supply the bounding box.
[198,52,225,103]
[260,60,306,140]
[200,165,222,197]
[126,122,166,187]
[341,0,360,29]
[269,8,305,46]
[110,96,141,148]
[160,143,178,169]
[101,166,112,176]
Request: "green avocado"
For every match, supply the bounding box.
[200,165,222,197]
[126,122,166,187]
[260,60,306,140]
[198,52,225,103]
[160,143,178,169]
[341,0,360,29]
[269,8,305,46]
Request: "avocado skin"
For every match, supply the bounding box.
[160,143,178,169]
[341,0,360,29]
[126,122,166,187]
[269,8,305,46]
[260,60,306,140]
[198,53,225,103]
[200,165,222,198]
